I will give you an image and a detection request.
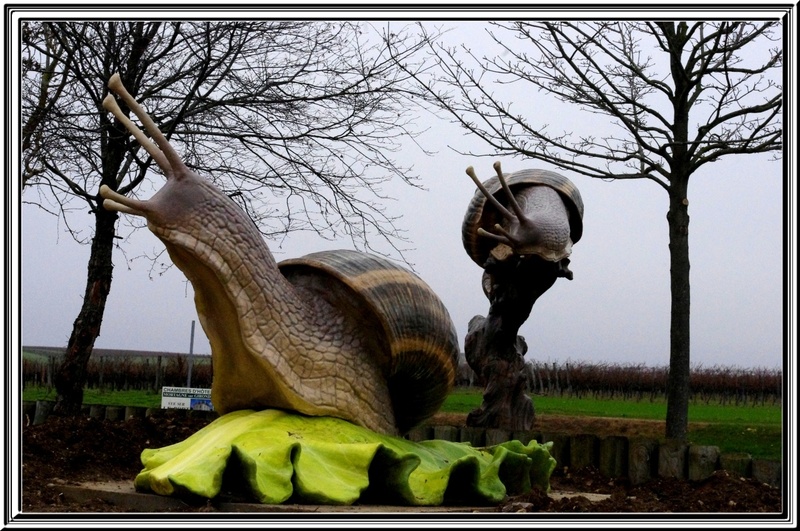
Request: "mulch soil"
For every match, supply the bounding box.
[18,410,784,517]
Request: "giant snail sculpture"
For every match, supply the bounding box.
[98,73,563,505]
[99,73,460,437]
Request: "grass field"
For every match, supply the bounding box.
[23,385,783,460]
[441,388,782,424]
[442,388,782,459]
[23,387,164,409]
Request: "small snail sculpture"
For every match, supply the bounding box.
[463,163,584,289]
[460,162,584,430]
[99,74,459,436]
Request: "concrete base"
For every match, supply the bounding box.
[57,481,609,513]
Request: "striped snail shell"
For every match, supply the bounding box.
[97,73,459,436]
[278,250,460,434]
[462,165,584,270]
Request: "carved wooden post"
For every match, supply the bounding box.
[464,255,560,431]
[460,162,583,431]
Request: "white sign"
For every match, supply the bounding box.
[161,386,214,411]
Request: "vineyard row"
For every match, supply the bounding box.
[23,354,781,406]
[456,360,781,406]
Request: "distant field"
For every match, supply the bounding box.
[23,387,163,409]
[442,387,781,424]
[22,348,212,390]
[22,351,50,363]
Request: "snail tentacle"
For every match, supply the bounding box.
[465,166,514,220]
[492,161,526,222]
[106,73,190,179]
[103,93,171,175]
[99,185,147,217]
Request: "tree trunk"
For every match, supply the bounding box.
[47,26,159,416]
[665,180,691,440]
[52,205,118,415]
[661,20,694,441]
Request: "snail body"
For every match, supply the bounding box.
[98,74,459,436]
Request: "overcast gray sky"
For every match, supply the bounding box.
[17,16,789,371]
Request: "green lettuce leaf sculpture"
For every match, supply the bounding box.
[134,409,556,506]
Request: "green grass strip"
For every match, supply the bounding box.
[23,386,163,409]
[441,388,781,425]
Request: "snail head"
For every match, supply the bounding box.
[465,161,548,255]
[99,73,222,237]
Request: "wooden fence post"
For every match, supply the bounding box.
[553,362,561,395]
[33,400,54,425]
[155,355,162,391]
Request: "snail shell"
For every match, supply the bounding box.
[462,168,584,269]
[279,250,460,434]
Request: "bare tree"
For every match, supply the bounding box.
[21,21,436,415]
[393,21,782,439]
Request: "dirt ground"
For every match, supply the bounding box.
[19,410,783,516]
